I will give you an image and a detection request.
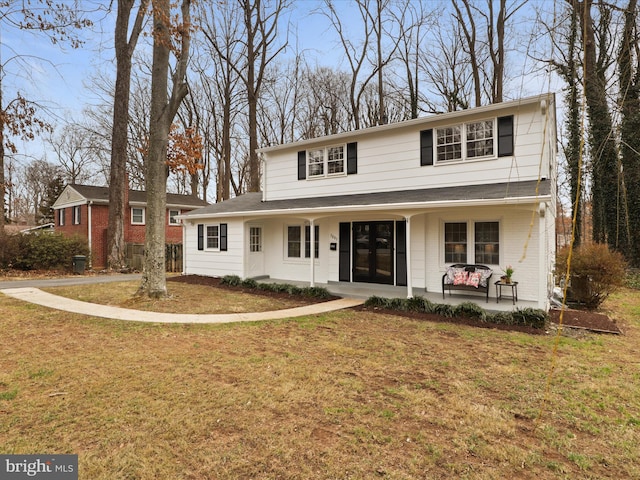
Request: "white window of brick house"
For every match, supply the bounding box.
[131,207,145,225]
[169,209,181,225]
[73,206,81,225]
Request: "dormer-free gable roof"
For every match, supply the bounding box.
[257,93,555,155]
[53,184,209,209]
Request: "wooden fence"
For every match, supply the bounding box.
[125,243,183,272]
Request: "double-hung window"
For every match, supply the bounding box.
[474,222,499,264]
[308,145,345,178]
[466,120,494,158]
[287,225,319,258]
[444,222,467,263]
[131,207,145,225]
[206,225,220,250]
[436,119,494,163]
[59,209,65,226]
[73,206,81,225]
[169,209,181,225]
[437,126,462,162]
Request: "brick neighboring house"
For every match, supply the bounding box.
[52,184,209,269]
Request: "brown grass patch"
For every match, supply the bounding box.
[1,284,639,479]
[41,280,316,314]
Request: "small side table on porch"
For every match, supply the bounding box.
[495,280,518,305]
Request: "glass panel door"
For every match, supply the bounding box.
[352,221,394,284]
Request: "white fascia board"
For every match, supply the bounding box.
[181,194,552,221]
[52,199,87,209]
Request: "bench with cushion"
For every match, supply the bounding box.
[442,264,493,303]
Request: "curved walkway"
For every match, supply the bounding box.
[0,287,364,324]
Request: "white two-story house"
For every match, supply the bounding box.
[181,93,557,309]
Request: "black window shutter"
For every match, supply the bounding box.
[347,142,357,174]
[396,220,407,286]
[197,224,204,250]
[298,151,306,180]
[497,116,514,157]
[220,223,228,251]
[77,206,81,224]
[420,129,433,166]
[339,222,351,282]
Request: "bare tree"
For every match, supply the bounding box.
[240,0,289,192]
[47,123,98,184]
[137,0,192,298]
[198,0,246,201]
[0,1,91,231]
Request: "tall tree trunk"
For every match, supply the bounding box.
[107,0,148,270]
[618,0,640,266]
[138,0,191,298]
[580,0,625,249]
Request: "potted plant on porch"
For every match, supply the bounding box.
[501,265,514,283]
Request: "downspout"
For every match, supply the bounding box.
[87,201,93,268]
[309,218,315,287]
[405,215,412,299]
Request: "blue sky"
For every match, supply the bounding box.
[2,1,559,167]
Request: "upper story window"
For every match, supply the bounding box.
[169,209,181,225]
[422,116,512,167]
[436,120,493,163]
[308,145,345,178]
[131,207,145,225]
[73,206,81,225]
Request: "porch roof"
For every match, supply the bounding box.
[183,179,551,220]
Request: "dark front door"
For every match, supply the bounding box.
[353,221,394,284]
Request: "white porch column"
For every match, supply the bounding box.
[309,218,315,287]
[405,215,412,299]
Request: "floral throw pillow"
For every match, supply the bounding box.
[466,271,482,288]
[453,270,468,285]
[479,269,493,287]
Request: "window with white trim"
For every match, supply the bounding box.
[131,207,145,225]
[73,206,81,225]
[444,222,467,263]
[169,209,181,225]
[308,145,345,178]
[474,222,499,264]
[444,221,500,265]
[58,209,65,226]
[436,119,494,163]
[287,225,319,258]
[206,225,220,250]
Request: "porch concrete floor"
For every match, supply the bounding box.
[259,278,539,313]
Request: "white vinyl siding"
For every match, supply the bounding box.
[261,94,554,202]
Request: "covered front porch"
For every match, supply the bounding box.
[259,278,540,313]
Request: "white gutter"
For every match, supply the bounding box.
[87,201,93,268]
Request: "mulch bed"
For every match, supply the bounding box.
[169,275,621,335]
[548,307,622,334]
